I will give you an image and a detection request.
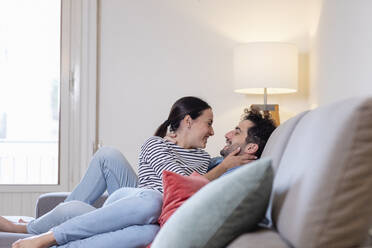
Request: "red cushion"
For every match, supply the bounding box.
[158,171,210,227]
[147,171,209,248]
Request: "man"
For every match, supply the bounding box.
[208,107,277,174]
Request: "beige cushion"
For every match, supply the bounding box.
[272,97,372,248]
[227,229,289,248]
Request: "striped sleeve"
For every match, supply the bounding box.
[139,136,187,177]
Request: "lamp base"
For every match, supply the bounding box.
[251,104,280,126]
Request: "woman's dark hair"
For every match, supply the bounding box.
[154,96,211,138]
[242,107,277,158]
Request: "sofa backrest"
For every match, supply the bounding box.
[261,110,309,173]
[260,110,309,228]
[269,96,372,248]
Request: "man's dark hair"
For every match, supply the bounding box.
[242,107,277,158]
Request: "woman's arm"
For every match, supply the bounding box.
[203,147,256,181]
[164,133,256,181]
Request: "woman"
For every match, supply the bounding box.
[3,96,251,248]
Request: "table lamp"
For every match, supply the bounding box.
[233,42,298,125]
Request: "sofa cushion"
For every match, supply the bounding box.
[227,228,289,248]
[272,97,372,248]
[151,158,273,248]
[0,232,33,248]
[0,216,35,248]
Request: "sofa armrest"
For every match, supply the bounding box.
[35,192,69,218]
[35,192,108,218]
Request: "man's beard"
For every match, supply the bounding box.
[220,143,244,157]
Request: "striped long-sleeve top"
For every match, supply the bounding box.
[138,136,211,193]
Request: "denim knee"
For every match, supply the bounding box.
[137,190,163,224]
[104,187,138,206]
[53,201,96,217]
[95,146,124,162]
[95,147,134,176]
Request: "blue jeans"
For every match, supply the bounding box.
[26,147,162,248]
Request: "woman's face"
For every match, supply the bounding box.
[188,108,214,149]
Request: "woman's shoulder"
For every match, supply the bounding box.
[141,136,169,151]
[139,136,176,161]
[193,148,211,158]
[143,136,167,145]
[141,136,210,158]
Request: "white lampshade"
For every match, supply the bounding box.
[234,42,298,94]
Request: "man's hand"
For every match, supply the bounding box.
[221,147,257,170]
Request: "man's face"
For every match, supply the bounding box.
[220,120,255,157]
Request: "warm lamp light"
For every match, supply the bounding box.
[233,42,298,125]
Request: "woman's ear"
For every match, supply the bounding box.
[243,143,259,155]
[184,115,192,129]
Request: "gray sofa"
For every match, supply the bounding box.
[228,96,372,248]
[0,193,107,247]
[2,96,372,248]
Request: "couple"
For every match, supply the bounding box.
[1,96,276,248]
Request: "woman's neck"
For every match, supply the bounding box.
[174,132,193,149]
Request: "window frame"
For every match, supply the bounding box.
[0,0,98,192]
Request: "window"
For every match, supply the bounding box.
[0,0,61,184]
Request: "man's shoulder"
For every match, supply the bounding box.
[207,156,224,172]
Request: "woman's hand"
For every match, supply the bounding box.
[203,148,257,181]
[220,147,257,170]
[164,132,177,144]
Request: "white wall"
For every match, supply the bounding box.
[310,0,372,106]
[99,0,316,169]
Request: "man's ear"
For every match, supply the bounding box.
[243,143,259,155]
